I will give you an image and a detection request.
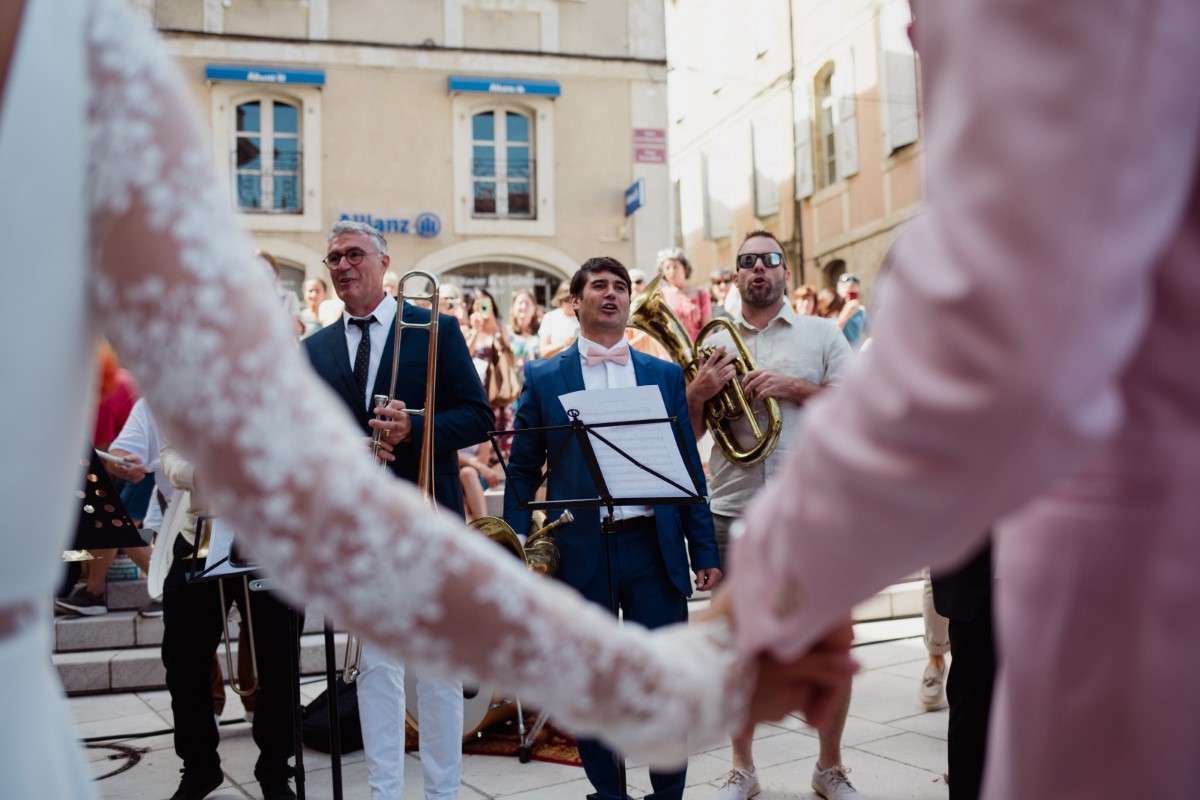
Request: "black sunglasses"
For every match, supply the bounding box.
[736,252,784,270]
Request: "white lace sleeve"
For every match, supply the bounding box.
[84,0,753,765]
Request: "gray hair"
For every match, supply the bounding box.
[327,219,388,255]
[655,246,691,279]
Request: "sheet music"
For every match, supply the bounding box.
[199,518,258,578]
[558,386,696,499]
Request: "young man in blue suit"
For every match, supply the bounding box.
[503,256,721,800]
[304,220,492,800]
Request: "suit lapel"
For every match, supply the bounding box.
[630,348,655,387]
[557,342,585,395]
[323,318,363,413]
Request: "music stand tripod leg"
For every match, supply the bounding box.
[323,622,344,800]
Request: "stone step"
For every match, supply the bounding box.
[853,578,924,622]
[54,607,330,653]
[54,630,349,696]
[57,568,926,695]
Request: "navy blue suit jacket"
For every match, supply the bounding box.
[503,342,718,597]
[304,302,492,516]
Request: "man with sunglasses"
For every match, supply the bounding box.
[687,231,856,800]
[304,220,492,800]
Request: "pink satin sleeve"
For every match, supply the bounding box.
[731,0,1200,658]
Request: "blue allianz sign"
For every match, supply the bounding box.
[624,179,645,217]
[206,65,326,85]
[340,212,442,239]
[448,76,561,97]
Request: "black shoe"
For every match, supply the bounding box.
[169,767,222,800]
[260,775,297,800]
[55,586,108,616]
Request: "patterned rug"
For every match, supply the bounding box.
[406,713,582,767]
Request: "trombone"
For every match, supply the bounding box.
[344,271,442,684]
[194,516,260,696]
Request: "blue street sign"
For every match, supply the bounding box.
[624,179,645,217]
[205,65,326,85]
[448,76,561,97]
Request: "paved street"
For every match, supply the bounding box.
[77,618,951,800]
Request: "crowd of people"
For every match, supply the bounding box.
[63,219,883,800]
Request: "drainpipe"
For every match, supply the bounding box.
[786,0,806,286]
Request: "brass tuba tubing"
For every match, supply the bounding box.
[344,271,442,684]
[627,273,782,466]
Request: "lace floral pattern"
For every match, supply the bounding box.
[84,0,753,764]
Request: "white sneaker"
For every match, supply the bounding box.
[713,767,761,800]
[920,663,947,710]
[812,764,861,799]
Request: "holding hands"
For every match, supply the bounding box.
[702,586,857,733]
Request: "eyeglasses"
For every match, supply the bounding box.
[712,278,731,286]
[323,248,378,269]
[736,251,784,270]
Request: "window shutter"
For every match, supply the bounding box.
[833,47,859,178]
[702,149,733,240]
[793,79,814,199]
[752,121,781,217]
[879,0,919,152]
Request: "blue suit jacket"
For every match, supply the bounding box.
[304,303,492,516]
[503,342,718,597]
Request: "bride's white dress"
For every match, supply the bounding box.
[0,1,751,796]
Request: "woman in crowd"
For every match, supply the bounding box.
[655,247,711,341]
[300,278,327,335]
[792,284,819,316]
[466,289,518,438]
[506,288,542,381]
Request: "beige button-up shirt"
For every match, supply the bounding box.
[703,302,851,518]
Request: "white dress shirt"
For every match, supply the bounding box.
[342,294,398,409]
[576,335,652,520]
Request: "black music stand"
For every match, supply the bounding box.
[69,449,148,556]
[491,409,706,799]
[186,520,308,800]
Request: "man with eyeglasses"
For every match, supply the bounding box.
[304,220,492,800]
[686,230,857,800]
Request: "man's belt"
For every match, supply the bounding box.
[605,515,655,534]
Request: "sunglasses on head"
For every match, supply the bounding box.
[736,251,784,270]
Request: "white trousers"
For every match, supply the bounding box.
[357,642,463,800]
[922,570,951,656]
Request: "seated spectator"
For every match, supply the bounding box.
[459,441,501,522]
[57,344,152,617]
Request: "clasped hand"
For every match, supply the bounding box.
[367,399,411,464]
[701,586,857,734]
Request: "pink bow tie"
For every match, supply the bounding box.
[585,343,631,367]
